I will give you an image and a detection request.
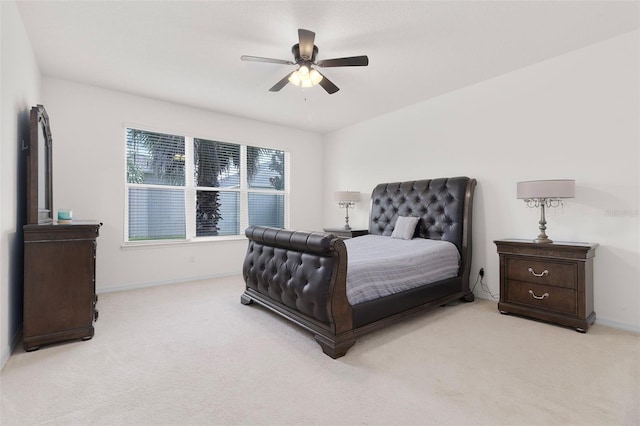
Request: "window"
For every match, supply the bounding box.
[125,128,288,242]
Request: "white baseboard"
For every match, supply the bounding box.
[97,272,240,295]
[595,317,640,334]
[473,293,639,334]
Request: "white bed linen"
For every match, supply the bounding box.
[343,235,460,305]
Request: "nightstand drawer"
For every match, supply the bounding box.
[506,258,577,289]
[506,280,577,315]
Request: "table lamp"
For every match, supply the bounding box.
[517,179,575,243]
[335,191,360,230]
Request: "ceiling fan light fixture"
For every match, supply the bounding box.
[288,65,323,88]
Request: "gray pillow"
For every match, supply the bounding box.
[391,216,420,240]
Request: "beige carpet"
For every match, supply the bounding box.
[1,275,638,425]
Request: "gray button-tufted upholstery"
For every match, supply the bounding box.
[369,177,469,253]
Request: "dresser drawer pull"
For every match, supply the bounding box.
[528,290,549,300]
[528,267,549,277]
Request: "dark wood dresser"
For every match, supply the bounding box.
[23,221,101,351]
[495,239,597,332]
[323,228,368,239]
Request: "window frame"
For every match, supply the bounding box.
[123,124,290,246]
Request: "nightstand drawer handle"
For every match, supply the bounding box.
[528,267,549,277]
[529,290,549,300]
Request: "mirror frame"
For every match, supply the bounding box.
[26,104,53,224]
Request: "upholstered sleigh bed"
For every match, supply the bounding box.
[241,177,477,358]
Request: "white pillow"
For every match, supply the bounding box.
[391,216,420,240]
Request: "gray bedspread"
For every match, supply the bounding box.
[344,235,460,305]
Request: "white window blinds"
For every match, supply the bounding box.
[125,128,288,242]
[126,129,186,241]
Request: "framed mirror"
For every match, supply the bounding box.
[26,104,53,224]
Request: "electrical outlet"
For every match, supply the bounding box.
[479,268,485,277]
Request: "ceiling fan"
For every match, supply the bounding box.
[241,29,369,94]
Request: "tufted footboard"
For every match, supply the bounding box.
[241,226,355,358]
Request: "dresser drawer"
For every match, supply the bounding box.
[506,280,577,315]
[506,258,577,289]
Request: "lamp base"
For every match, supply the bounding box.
[533,237,553,244]
[533,203,553,244]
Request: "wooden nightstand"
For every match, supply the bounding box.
[494,239,597,332]
[323,228,368,239]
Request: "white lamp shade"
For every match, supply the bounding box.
[335,191,360,202]
[517,179,575,199]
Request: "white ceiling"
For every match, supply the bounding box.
[17,1,639,134]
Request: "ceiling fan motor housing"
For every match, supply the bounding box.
[292,43,318,63]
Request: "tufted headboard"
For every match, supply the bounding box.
[369,177,476,254]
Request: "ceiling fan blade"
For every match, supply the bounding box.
[241,55,295,65]
[298,29,316,60]
[316,56,369,67]
[269,73,292,92]
[316,71,340,94]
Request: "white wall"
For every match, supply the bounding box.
[0,0,41,368]
[324,31,640,331]
[42,78,324,292]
